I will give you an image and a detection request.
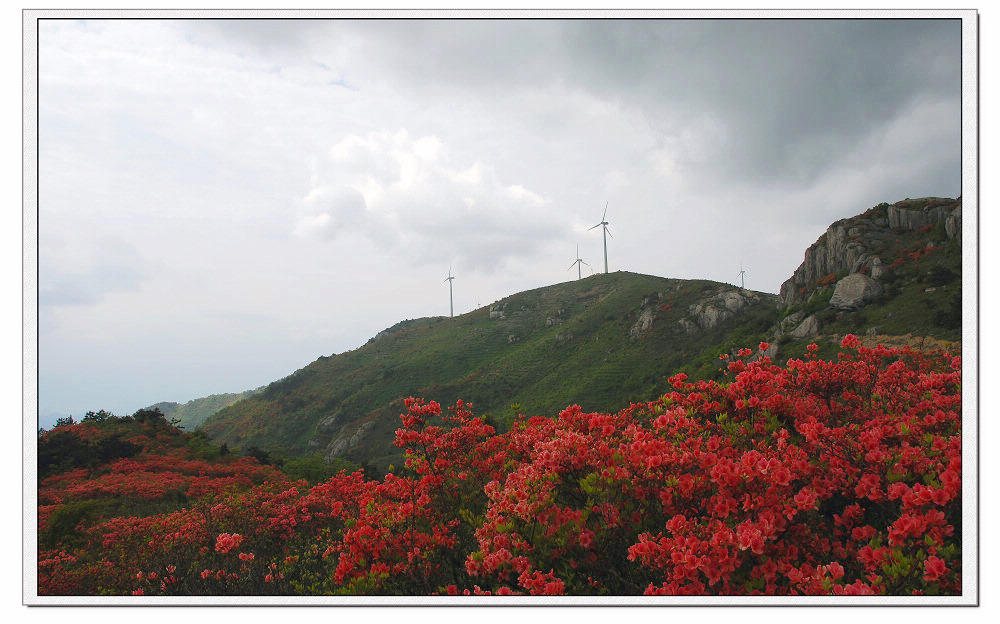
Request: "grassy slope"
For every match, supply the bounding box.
[200,272,779,471]
[147,389,261,431]
[198,199,963,473]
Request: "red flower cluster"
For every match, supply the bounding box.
[38,341,962,597]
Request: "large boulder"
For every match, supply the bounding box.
[780,310,807,333]
[829,273,883,310]
[790,314,820,339]
[686,288,760,332]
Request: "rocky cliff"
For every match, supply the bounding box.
[778,197,961,308]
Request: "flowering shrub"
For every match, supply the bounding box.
[38,339,961,597]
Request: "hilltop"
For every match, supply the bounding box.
[194,195,962,474]
[769,196,961,359]
[199,272,779,471]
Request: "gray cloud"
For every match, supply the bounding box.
[310,20,959,190]
[36,17,964,421]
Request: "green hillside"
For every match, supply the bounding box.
[199,196,962,476]
[200,272,779,472]
[146,389,261,431]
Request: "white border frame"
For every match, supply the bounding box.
[23,8,979,607]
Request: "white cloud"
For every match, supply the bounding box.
[293,185,368,240]
[306,129,566,272]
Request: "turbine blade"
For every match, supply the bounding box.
[581,260,590,266]
[568,261,577,271]
[605,226,613,239]
[588,223,601,231]
[602,201,608,222]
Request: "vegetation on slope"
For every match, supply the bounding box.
[773,198,962,362]
[146,388,262,431]
[38,341,963,597]
[200,272,780,472]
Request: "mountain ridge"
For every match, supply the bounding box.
[191,195,961,474]
[199,271,780,471]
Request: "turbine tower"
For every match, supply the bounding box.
[588,201,612,274]
[445,265,455,318]
[737,264,747,290]
[567,244,589,280]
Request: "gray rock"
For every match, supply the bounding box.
[555,331,574,345]
[778,199,960,308]
[790,315,820,339]
[629,306,656,339]
[325,438,348,459]
[325,421,375,461]
[870,257,885,280]
[780,310,806,333]
[677,318,698,335]
[507,334,519,344]
[946,205,962,240]
[685,288,760,332]
[888,203,955,231]
[317,412,345,435]
[829,273,883,310]
[850,253,872,274]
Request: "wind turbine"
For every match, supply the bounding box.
[445,265,455,318]
[567,244,589,280]
[588,201,612,274]
[737,263,747,290]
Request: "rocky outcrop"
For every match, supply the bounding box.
[829,273,883,310]
[325,421,375,460]
[677,287,766,335]
[779,311,806,333]
[317,412,345,435]
[945,205,962,240]
[489,303,507,320]
[778,197,960,308]
[629,306,656,339]
[790,314,820,339]
[686,288,762,332]
[887,202,956,231]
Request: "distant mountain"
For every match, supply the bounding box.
[146,388,261,431]
[199,272,780,472]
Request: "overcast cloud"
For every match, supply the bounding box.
[36,18,963,425]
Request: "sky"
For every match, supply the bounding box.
[34,17,964,427]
